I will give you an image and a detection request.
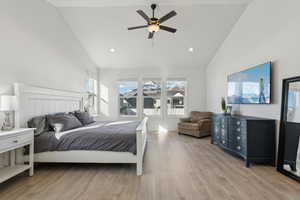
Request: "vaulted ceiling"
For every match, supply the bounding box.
[47,0,250,69]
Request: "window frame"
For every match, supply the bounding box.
[116,78,188,119]
[166,78,188,117]
[142,78,162,117]
[117,79,139,118]
[85,77,98,114]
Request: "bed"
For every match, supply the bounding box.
[14,83,148,176]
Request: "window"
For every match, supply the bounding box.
[143,80,161,116]
[118,81,138,116]
[166,80,186,115]
[117,79,187,117]
[86,78,96,94]
[85,78,98,114]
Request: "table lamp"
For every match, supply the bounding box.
[0,95,16,131]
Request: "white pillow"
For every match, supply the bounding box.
[53,123,64,133]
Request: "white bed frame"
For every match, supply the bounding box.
[14,83,148,176]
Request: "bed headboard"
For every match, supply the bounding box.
[14,83,87,128]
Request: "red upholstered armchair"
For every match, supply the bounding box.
[178,111,212,138]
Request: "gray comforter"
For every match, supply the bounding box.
[34,120,141,154]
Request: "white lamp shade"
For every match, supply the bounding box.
[0,95,17,111]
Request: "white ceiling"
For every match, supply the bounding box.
[47,0,251,7]
[49,1,249,69]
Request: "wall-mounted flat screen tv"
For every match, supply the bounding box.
[227,62,271,104]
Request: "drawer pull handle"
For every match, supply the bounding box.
[222,140,225,144]
[237,121,241,125]
[237,146,241,150]
[13,140,18,143]
[237,136,241,140]
[237,128,241,132]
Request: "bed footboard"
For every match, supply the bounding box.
[136,117,148,176]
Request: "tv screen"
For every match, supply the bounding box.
[227,62,271,104]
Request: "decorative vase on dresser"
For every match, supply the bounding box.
[211,114,276,167]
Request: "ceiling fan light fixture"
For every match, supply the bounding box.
[148,24,160,33]
[128,4,177,39]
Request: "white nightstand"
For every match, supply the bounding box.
[0,128,34,183]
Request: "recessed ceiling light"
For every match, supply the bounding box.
[109,48,116,53]
[188,47,194,53]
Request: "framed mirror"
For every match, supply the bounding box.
[278,76,300,182]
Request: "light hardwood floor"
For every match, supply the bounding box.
[0,132,300,200]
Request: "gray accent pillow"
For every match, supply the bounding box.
[28,116,48,136]
[74,111,95,126]
[47,113,83,132]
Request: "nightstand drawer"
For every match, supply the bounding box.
[0,132,32,151]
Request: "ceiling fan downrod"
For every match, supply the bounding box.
[151,4,157,19]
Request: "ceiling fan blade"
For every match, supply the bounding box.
[128,25,148,30]
[137,10,150,22]
[148,32,154,39]
[160,25,177,33]
[159,10,177,24]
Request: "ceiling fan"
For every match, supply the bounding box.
[128,4,177,39]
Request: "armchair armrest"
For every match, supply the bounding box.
[180,117,191,123]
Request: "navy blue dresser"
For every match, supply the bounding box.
[211,114,276,167]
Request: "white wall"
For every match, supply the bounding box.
[0,0,97,167]
[206,0,300,122]
[0,0,97,124]
[0,0,96,94]
[99,67,206,131]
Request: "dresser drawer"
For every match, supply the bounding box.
[220,138,227,147]
[213,126,221,141]
[0,132,33,151]
[228,136,246,154]
[230,118,246,129]
[231,135,246,145]
[231,127,246,138]
[230,124,247,140]
[229,132,246,144]
[220,118,227,129]
[234,143,247,155]
[220,127,227,137]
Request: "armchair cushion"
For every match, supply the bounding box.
[198,118,212,127]
[179,117,191,123]
[178,122,199,130]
